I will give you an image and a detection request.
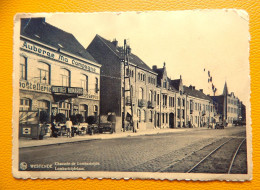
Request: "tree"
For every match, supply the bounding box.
[39,111,49,123]
[55,113,66,124]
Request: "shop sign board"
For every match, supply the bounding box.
[20,40,99,74]
[51,86,83,96]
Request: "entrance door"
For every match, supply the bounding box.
[169,113,174,128]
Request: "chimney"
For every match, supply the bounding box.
[152,65,157,71]
[189,85,193,89]
[127,46,131,54]
[180,75,182,80]
[112,39,118,47]
[193,86,195,90]
[199,89,203,93]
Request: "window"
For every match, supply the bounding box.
[19,98,31,111]
[178,98,181,106]
[20,56,27,80]
[138,73,140,80]
[95,77,99,93]
[80,104,88,122]
[38,62,50,84]
[163,79,167,88]
[166,113,168,123]
[81,75,88,92]
[182,109,185,119]
[149,90,153,101]
[139,88,144,99]
[138,109,141,122]
[157,94,160,105]
[61,68,70,86]
[143,110,146,122]
[182,99,185,107]
[177,109,180,119]
[150,111,153,122]
[162,113,165,123]
[94,105,98,118]
[154,92,156,102]
[38,100,50,113]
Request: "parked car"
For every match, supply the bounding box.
[215,122,224,129]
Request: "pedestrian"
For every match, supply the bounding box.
[51,120,58,138]
[65,118,73,138]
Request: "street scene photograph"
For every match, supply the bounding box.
[13,10,251,180]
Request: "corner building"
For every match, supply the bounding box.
[19,18,101,123]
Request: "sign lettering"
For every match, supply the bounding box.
[21,40,99,74]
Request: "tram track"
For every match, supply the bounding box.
[161,137,247,173]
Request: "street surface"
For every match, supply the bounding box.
[19,126,247,173]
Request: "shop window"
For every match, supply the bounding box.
[38,100,50,113]
[59,101,71,119]
[19,98,31,111]
[61,68,70,87]
[20,56,27,80]
[38,62,50,84]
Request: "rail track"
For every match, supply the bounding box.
[161,137,247,173]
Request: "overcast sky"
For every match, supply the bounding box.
[45,10,250,103]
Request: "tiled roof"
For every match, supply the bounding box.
[184,86,212,101]
[170,79,181,91]
[21,18,98,63]
[95,35,155,73]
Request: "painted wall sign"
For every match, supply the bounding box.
[20,40,99,74]
[19,80,52,93]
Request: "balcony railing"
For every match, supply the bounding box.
[138,99,146,108]
[148,101,155,109]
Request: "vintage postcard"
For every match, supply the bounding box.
[12,10,251,180]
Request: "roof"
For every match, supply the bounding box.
[170,79,181,91]
[21,18,98,63]
[184,86,212,102]
[152,67,165,86]
[95,35,155,73]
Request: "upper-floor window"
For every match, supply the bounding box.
[139,87,144,99]
[81,75,88,92]
[60,68,70,87]
[95,77,99,93]
[149,90,153,102]
[38,62,50,84]
[20,56,27,80]
[163,79,167,88]
[178,98,181,106]
[182,99,185,107]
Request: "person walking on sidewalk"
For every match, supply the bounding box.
[65,118,73,138]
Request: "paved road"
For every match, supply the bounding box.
[19,126,247,173]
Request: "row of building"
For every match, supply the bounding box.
[19,17,246,133]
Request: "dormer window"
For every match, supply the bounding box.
[163,79,167,88]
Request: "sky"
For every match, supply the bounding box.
[45,10,250,103]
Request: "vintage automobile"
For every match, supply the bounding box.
[86,116,114,135]
[215,122,225,129]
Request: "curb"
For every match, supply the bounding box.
[19,128,210,148]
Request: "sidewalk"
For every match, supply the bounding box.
[19,127,209,148]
